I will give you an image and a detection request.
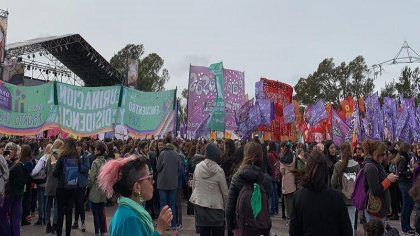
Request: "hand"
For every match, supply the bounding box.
[387,173,398,183]
[156,205,173,235]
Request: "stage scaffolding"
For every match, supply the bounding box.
[5,34,123,87]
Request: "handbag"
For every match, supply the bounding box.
[366,192,382,215]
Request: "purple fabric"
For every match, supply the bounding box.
[256,99,273,126]
[0,195,23,236]
[187,65,216,139]
[331,109,351,146]
[224,69,245,131]
[255,81,264,100]
[283,103,295,124]
[248,105,262,132]
[238,99,254,138]
[396,108,410,143]
[415,107,420,142]
[306,100,327,126]
[383,97,397,142]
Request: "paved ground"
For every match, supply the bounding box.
[20,201,406,236]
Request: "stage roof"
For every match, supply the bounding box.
[6,34,124,86]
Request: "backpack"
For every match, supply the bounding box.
[351,163,375,210]
[236,173,271,236]
[341,171,357,200]
[63,157,79,190]
[32,158,47,185]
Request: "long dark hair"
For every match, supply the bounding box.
[223,139,236,162]
[19,144,32,163]
[60,137,79,158]
[301,150,329,191]
[240,142,263,170]
[338,142,352,178]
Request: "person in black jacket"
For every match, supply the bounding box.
[0,145,32,236]
[53,138,80,236]
[363,141,398,223]
[225,141,272,233]
[289,150,352,236]
[398,142,415,234]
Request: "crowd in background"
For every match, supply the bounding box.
[0,135,420,236]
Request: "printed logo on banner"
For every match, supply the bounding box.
[0,83,11,111]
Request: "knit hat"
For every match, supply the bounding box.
[205,143,221,164]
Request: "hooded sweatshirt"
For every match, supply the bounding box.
[331,159,360,205]
[189,159,228,210]
[156,144,179,190]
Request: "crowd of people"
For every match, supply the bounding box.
[0,134,420,236]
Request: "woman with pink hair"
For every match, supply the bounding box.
[98,155,173,236]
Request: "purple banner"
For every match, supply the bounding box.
[255,81,264,100]
[283,103,295,124]
[0,84,11,111]
[306,100,327,127]
[224,69,245,131]
[187,65,216,139]
[238,99,254,138]
[256,99,273,126]
[248,105,262,132]
[331,109,351,146]
[383,97,397,142]
[415,107,420,142]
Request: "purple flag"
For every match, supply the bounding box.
[255,81,264,99]
[238,99,254,138]
[306,100,327,127]
[331,109,351,145]
[283,103,296,124]
[248,105,262,132]
[383,97,397,142]
[224,69,245,131]
[415,107,420,142]
[187,65,216,139]
[256,99,273,126]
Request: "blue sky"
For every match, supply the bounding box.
[3,0,420,98]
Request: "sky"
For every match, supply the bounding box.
[3,0,420,99]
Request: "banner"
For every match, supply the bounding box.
[208,62,225,132]
[383,97,397,142]
[186,65,215,138]
[0,12,7,65]
[224,69,244,131]
[256,99,273,126]
[331,109,351,146]
[119,87,176,138]
[305,100,328,127]
[283,103,295,124]
[127,58,138,89]
[258,78,293,140]
[238,98,254,138]
[56,83,120,136]
[0,81,56,135]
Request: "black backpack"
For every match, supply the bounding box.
[235,173,271,236]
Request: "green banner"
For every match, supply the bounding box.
[119,87,176,138]
[0,81,56,135]
[207,62,225,132]
[56,83,120,136]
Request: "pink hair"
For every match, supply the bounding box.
[98,155,136,198]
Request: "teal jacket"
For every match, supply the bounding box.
[109,204,161,236]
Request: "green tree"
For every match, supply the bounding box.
[110,44,169,91]
[395,66,420,98]
[294,56,374,106]
[380,80,396,98]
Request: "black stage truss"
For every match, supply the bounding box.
[6,34,123,86]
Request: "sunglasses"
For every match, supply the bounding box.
[137,174,153,183]
[356,147,362,150]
